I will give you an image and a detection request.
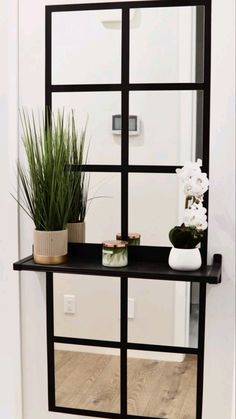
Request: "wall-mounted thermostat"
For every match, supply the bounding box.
[112,115,140,136]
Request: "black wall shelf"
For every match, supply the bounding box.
[14,244,222,284]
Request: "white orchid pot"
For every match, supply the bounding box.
[33,229,68,265]
[168,247,202,271]
[67,222,85,243]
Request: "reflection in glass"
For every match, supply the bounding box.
[190,283,200,347]
[129,91,203,166]
[85,172,121,244]
[52,92,121,165]
[52,10,121,84]
[128,351,197,418]
[130,6,205,83]
[128,279,199,349]
[55,346,196,418]
[54,275,120,341]
[55,345,120,413]
[129,173,180,247]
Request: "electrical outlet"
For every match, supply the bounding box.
[64,294,76,314]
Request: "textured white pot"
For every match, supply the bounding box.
[168,247,202,271]
[67,222,85,243]
[33,229,68,265]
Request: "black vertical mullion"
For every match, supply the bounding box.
[120,6,130,418]
[120,276,128,417]
[45,8,52,111]
[196,282,207,419]
[121,6,130,240]
[46,272,56,410]
[201,1,211,265]
[196,4,211,419]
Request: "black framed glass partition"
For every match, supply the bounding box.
[44,1,212,418]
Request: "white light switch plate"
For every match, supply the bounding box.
[64,294,76,314]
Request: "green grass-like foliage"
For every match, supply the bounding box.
[16,110,85,231]
[68,115,89,223]
[169,225,204,249]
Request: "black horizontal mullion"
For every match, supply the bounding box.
[54,336,121,349]
[51,84,122,92]
[47,0,207,13]
[68,164,122,173]
[54,406,181,419]
[129,83,205,91]
[127,342,198,355]
[53,336,198,355]
[128,0,207,6]
[128,415,174,419]
[128,165,180,173]
[67,164,180,173]
[51,83,205,93]
[53,406,121,419]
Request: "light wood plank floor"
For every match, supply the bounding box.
[55,350,197,419]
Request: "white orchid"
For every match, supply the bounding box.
[176,159,209,201]
[183,203,208,231]
[176,159,202,182]
[183,172,209,199]
[169,160,208,249]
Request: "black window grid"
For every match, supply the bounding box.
[45,0,211,418]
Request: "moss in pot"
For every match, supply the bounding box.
[168,224,205,271]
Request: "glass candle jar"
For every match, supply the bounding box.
[102,240,128,267]
[116,233,141,246]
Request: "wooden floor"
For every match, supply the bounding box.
[55,350,197,419]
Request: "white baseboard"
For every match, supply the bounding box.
[55,343,185,362]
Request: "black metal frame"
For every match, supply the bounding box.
[45,1,212,418]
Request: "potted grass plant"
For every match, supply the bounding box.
[66,114,89,243]
[168,159,209,271]
[15,110,81,264]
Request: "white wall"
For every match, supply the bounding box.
[0,1,22,419]
[15,1,235,419]
[203,0,235,418]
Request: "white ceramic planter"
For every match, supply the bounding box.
[168,247,202,271]
[33,229,68,265]
[67,222,85,243]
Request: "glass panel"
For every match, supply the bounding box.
[128,350,197,418]
[52,10,122,84]
[52,92,121,165]
[128,173,180,247]
[85,172,121,243]
[130,6,205,83]
[54,274,120,341]
[128,279,199,348]
[190,283,200,348]
[55,344,120,413]
[129,91,203,166]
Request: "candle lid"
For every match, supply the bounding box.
[103,240,128,248]
[116,233,140,240]
[128,233,140,239]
